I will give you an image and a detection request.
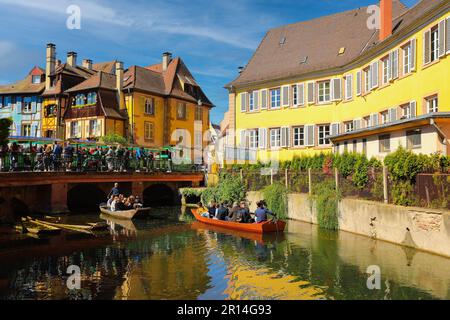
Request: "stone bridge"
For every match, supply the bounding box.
[0,172,204,222]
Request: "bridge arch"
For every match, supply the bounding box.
[143,184,180,207]
[68,184,107,213]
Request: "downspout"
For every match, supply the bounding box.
[430,119,448,155]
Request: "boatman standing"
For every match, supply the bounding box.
[108,183,120,199]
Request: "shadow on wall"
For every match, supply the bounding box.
[143,184,179,207]
[68,184,107,213]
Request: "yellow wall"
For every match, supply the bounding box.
[105,118,125,137]
[41,97,58,137]
[234,10,450,162]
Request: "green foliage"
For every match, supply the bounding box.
[352,155,369,190]
[100,133,128,145]
[262,183,288,220]
[0,118,13,146]
[384,147,425,182]
[201,173,247,205]
[313,180,340,231]
[334,152,358,178]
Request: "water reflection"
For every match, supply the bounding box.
[0,207,449,300]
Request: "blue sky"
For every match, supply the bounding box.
[0,0,420,123]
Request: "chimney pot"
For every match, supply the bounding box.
[380,0,393,41]
[116,61,125,109]
[162,52,172,71]
[45,43,56,90]
[67,51,77,67]
[83,59,93,70]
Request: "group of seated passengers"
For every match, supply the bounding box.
[107,194,143,212]
[197,200,273,224]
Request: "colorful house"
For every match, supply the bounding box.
[42,43,116,139]
[0,66,45,137]
[63,64,127,140]
[123,53,214,163]
[225,0,450,161]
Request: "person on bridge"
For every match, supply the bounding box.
[108,183,120,199]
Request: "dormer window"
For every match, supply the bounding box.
[32,75,41,84]
[87,92,97,105]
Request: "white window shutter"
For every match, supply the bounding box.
[282,86,290,107]
[389,108,397,123]
[370,113,379,127]
[298,83,305,106]
[353,119,361,130]
[391,50,399,80]
[371,62,379,89]
[410,38,417,71]
[331,123,340,136]
[439,19,446,57]
[305,125,315,147]
[410,101,417,118]
[356,71,362,96]
[307,82,315,104]
[332,78,342,101]
[253,91,259,111]
[258,128,267,149]
[446,18,450,54]
[261,89,268,110]
[240,130,247,147]
[346,75,353,100]
[424,30,431,65]
[240,93,247,112]
[281,127,290,147]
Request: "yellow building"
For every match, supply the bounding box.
[124,53,214,163]
[225,0,450,162]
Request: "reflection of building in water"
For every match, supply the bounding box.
[114,233,210,300]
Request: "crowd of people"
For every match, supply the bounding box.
[105,183,144,212]
[197,200,274,224]
[0,141,174,173]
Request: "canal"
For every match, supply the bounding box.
[0,207,449,300]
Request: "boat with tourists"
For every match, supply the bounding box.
[99,206,151,220]
[191,209,286,234]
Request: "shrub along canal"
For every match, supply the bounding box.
[0,207,449,300]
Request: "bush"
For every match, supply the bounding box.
[262,183,288,220]
[201,173,247,205]
[352,155,369,190]
[0,118,13,146]
[313,180,340,231]
[100,133,128,145]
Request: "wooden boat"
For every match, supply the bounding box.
[191,209,286,234]
[17,218,62,236]
[99,206,151,220]
[27,218,108,234]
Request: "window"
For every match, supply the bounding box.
[318,125,331,146]
[353,140,357,153]
[249,92,254,111]
[345,75,353,100]
[144,122,154,142]
[382,56,390,85]
[145,98,155,115]
[363,116,371,128]
[362,139,367,156]
[403,44,411,75]
[270,128,281,148]
[74,94,87,106]
[22,124,31,137]
[177,103,187,120]
[317,81,331,103]
[345,122,354,133]
[407,129,422,149]
[89,119,99,137]
[45,104,57,117]
[293,127,305,147]
[401,103,416,119]
[195,106,203,121]
[32,75,41,84]
[23,97,32,113]
[248,129,259,149]
[70,122,80,138]
[195,132,203,148]
[381,111,389,124]
[379,134,391,153]
[87,92,97,105]
[431,26,439,63]
[427,95,438,113]
[344,142,348,153]
[292,85,298,106]
[270,88,281,109]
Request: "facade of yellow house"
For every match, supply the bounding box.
[124,53,213,163]
[226,0,450,162]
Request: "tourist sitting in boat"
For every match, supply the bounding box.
[238,201,252,224]
[110,196,120,212]
[133,196,143,209]
[216,202,229,221]
[255,201,273,224]
[207,202,217,219]
[197,202,209,217]
[228,202,241,222]
[107,195,115,209]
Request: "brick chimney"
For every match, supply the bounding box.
[380,0,393,41]
[162,52,172,71]
[116,61,125,109]
[82,59,93,70]
[67,52,77,67]
[45,43,56,90]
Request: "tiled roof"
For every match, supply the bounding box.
[93,61,117,74]
[228,0,446,87]
[0,67,45,95]
[66,71,117,93]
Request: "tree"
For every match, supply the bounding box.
[0,118,12,147]
[100,133,128,145]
